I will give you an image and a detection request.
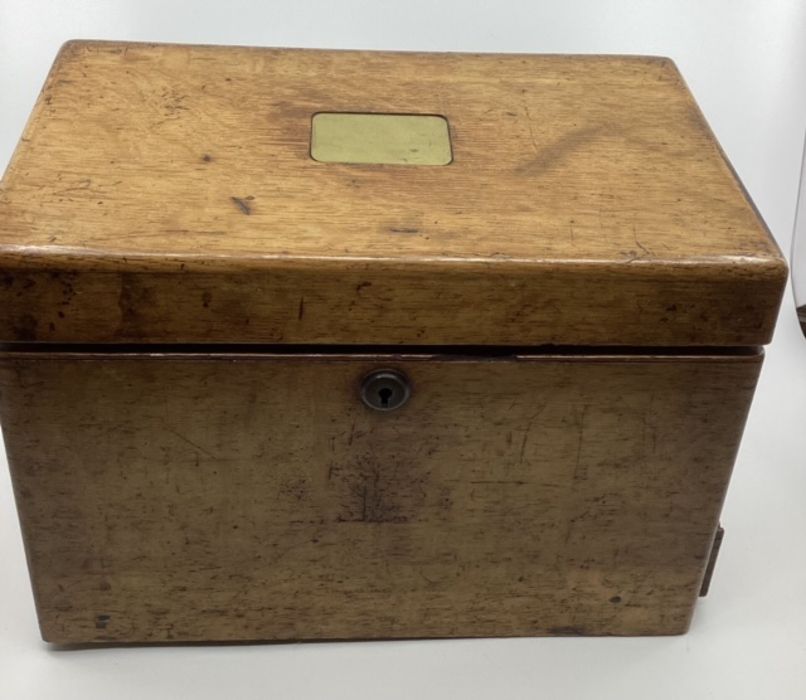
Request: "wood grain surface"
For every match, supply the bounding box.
[0,41,787,346]
[0,350,761,642]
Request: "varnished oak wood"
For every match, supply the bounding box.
[0,41,787,346]
[0,351,760,642]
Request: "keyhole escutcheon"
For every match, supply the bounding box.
[360,370,411,412]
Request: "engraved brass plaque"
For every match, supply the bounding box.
[310,113,452,166]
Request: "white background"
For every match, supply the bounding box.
[1,2,805,698]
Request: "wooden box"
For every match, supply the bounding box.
[0,41,787,643]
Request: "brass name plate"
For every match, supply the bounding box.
[310,113,452,166]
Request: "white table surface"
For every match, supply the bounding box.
[1,2,805,698]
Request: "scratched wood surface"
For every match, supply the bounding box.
[0,41,786,346]
[0,351,760,643]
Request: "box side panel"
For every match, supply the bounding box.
[0,352,760,642]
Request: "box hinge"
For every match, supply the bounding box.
[699,524,725,597]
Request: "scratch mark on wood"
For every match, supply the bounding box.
[572,405,590,481]
[632,224,652,257]
[523,103,539,155]
[519,407,546,465]
[230,196,252,215]
[167,429,217,459]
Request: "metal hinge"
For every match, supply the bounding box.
[699,525,725,597]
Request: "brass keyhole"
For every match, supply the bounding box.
[361,370,411,412]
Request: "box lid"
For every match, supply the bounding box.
[0,41,787,346]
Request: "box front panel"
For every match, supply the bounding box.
[0,352,759,642]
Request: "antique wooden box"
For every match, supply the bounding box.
[0,41,787,643]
